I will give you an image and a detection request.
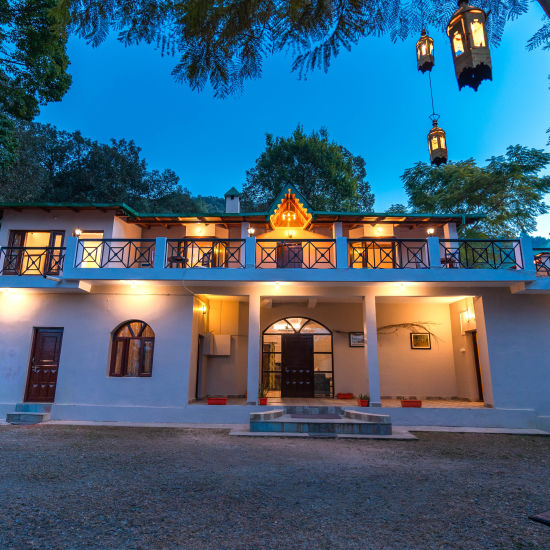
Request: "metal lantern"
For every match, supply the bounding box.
[416,30,435,73]
[446,0,492,91]
[427,119,447,166]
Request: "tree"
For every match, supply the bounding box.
[63,0,547,98]
[0,120,198,212]
[241,126,374,212]
[386,203,408,214]
[401,145,550,237]
[1,0,72,166]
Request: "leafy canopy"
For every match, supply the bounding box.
[62,0,541,98]
[0,120,222,213]
[241,125,374,213]
[0,0,72,165]
[402,145,550,237]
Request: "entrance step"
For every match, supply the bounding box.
[249,407,392,436]
[6,403,52,425]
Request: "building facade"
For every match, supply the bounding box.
[1,188,549,429]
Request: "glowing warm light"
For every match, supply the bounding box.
[74,228,82,237]
[247,227,255,236]
[427,228,435,235]
[201,304,207,315]
[376,226,383,234]
[2,288,14,295]
[273,322,289,331]
[287,230,294,239]
[453,31,464,56]
[196,225,202,235]
[471,19,485,47]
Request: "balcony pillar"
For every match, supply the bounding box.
[427,236,442,269]
[246,293,261,405]
[245,237,256,269]
[61,236,79,279]
[363,293,381,407]
[154,237,167,271]
[336,237,348,269]
[519,236,534,272]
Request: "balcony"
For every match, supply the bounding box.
[0,236,542,287]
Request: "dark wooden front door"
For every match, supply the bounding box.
[281,334,314,398]
[25,328,64,402]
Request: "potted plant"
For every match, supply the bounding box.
[357,394,370,407]
[207,396,227,405]
[401,399,422,408]
[336,392,354,400]
[258,384,268,406]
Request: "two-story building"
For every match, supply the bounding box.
[1,187,549,429]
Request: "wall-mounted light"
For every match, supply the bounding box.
[73,228,82,237]
[201,304,207,315]
[247,226,256,237]
[196,225,202,235]
[287,230,294,239]
[427,227,435,235]
[376,226,383,234]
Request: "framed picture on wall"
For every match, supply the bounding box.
[410,332,431,350]
[349,332,365,347]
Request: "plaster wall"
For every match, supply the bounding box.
[449,298,481,401]
[0,291,194,412]
[112,217,142,239]
[0,208,120,244]
[377,301,457,398]
[478,289,550,415]
[203,299,248,397]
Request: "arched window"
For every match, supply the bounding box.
[110,320,155,377]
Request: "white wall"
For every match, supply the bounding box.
[377,301,457,398]
[0,208,122,244]
[0,291,194,412]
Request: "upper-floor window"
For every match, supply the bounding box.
[3,230,64,275]
[110,320,155,377]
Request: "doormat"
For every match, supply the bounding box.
[529,510,550,527]
[291,414,341,419]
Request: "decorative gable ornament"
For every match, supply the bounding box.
[270,188,312,230]
[446,0,492,91]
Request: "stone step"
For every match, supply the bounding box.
[283,406,345,416]
[15,403,52,413]
[6,412,50,425]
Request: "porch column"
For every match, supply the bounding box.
[246,293,261,404]
[363,293,381,407]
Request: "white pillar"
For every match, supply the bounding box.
[427,236,442,269]
[519,236,534,272]
[363,293,381,406]
[246,293,261,404]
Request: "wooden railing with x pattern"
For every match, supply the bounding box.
[256,240,336,268]
[75,239,156,268]
[0,247,66,276]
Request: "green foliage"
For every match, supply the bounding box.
[0,120,221,213]
[0,0,71,166]
[241,125,374,213]
[532,235,550,248]
[63,0,536,98]
[402,145,550,237]
[386,203,408,214]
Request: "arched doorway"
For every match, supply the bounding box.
[262,317,333,398]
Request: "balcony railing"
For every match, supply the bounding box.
[439,239,522,269]
[534,248,550,277]
[165,239,245,268]
[75,239,156,268]
[0,246,65,276]
[256,240,336,268]
[349,239,429,269]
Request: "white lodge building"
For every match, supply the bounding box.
[1,187,550,430]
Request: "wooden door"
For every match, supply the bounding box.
[281,334,314,398]
[25,328,64,402]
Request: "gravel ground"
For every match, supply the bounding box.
[0,426,549,550]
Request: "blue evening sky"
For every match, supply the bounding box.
[38,4,550,235]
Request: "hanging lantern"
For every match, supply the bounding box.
[416,30,435,73]
[427,118,447,166]
[446,0,492,91]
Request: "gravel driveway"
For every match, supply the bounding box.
[0,425,549,549]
